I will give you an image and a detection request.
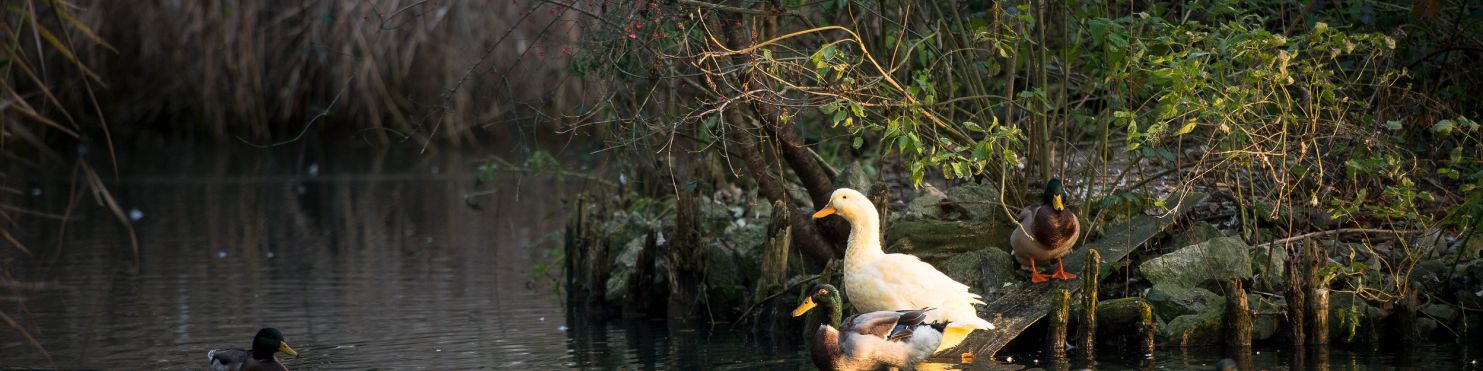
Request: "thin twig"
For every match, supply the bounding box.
[731,274,820,327]
[1255,228,1422,249]
[237,88,346,148]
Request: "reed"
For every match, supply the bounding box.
[19,0,595,143]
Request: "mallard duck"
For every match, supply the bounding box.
[792,284,943,370]
[208,327,298,371]
[1215,358,1238,371]
[813,188,994,353]
[1010,178,1081,283]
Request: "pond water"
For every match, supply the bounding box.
[1,145,1479,370]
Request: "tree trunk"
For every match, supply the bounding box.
[667,172,705,324]
[752,200,795,338]
[624,230,661,318]
[1078,249,1101,353]
[708,12,838,266]
[1227,278,1253,348]
[723,9,850,256]
[1285,241,1308,347]
[721,113,837,266]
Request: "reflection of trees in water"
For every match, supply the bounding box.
[3,147,579,368]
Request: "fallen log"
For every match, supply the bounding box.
[937,192,1210,359]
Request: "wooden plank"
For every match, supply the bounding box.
[938,192,1210,359]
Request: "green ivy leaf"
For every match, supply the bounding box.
[1433,119,1456,135]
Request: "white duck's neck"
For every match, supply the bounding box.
[843,208,884,264]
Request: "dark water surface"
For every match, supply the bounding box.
[1,145,1478,370]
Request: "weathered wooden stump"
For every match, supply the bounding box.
[1284,241,1310,347]
[751,200,794,336]
[1227,278,1253,348]
[1309,288,1330,345]
[938,192,1208,359]
[1139,299,1157,356]
[1306,239,1329,346]
[1046,288,1070,358]
[1078,249,1101,353]
[623,230,660,317]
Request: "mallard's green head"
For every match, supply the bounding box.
[1042,178,1067,211]
[792,284,843,326]
[252,328,297,358]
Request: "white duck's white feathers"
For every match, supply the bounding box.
[819,188,995,352]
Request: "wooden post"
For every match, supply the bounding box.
[624,231,658,317]
[870,184,890,241]
[667,179,704,323]
[1079,249,1101,353]
[1396,289,1420,349]
[755,201,792,302]
[564,195,583,303]
[1046,288,1070,358]
[1309,288,1330,345]
[1306,240,1329,346]
[1284,242,1308,347]
[1139,299,1156,356]
[1227,278,1253,348]
[752,201,793,336]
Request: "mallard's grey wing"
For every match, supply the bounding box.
[884,309,931,342]
[208,348,250,371]
[1017,205,1037,224]
[842,311,904,340]
[840,310,939,370]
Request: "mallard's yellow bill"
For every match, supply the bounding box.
[1052,194,1064,210]
[791,297,817,317]
[279,341,298,356]
[811,206,836,219]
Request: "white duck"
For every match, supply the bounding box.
[812,188,995,353]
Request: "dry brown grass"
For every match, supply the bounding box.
[52,0,596,143]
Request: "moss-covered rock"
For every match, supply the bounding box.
[1146,283,1226,319]
[1140,237,1252,289]
[1250,295,1286,341]
[1251,242,1288,291]
[1164,222,1226,252]
[605,236,647,303]
[904,193,949,220]
[945,182,1004,220]
[884,220,1013,261]
[1163,306,1226,347]
[935,248,1021,303]
[838,162,874,192]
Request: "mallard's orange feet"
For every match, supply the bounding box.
[1050,258,1078,281]
[961,352,975,364]
[1029,260,1052,283]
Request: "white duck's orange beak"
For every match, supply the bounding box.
[812,205,836,219]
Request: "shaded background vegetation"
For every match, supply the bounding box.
[5,0,1483,358]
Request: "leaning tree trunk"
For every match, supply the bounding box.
[723,6,850,258]
[705,12,838,266]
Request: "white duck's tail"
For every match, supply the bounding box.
[934,316,994,353]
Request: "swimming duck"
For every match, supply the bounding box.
[208,327,298,371]
[792,284,943,370]
[1010,178,1081,283]
[813,188,995,353]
